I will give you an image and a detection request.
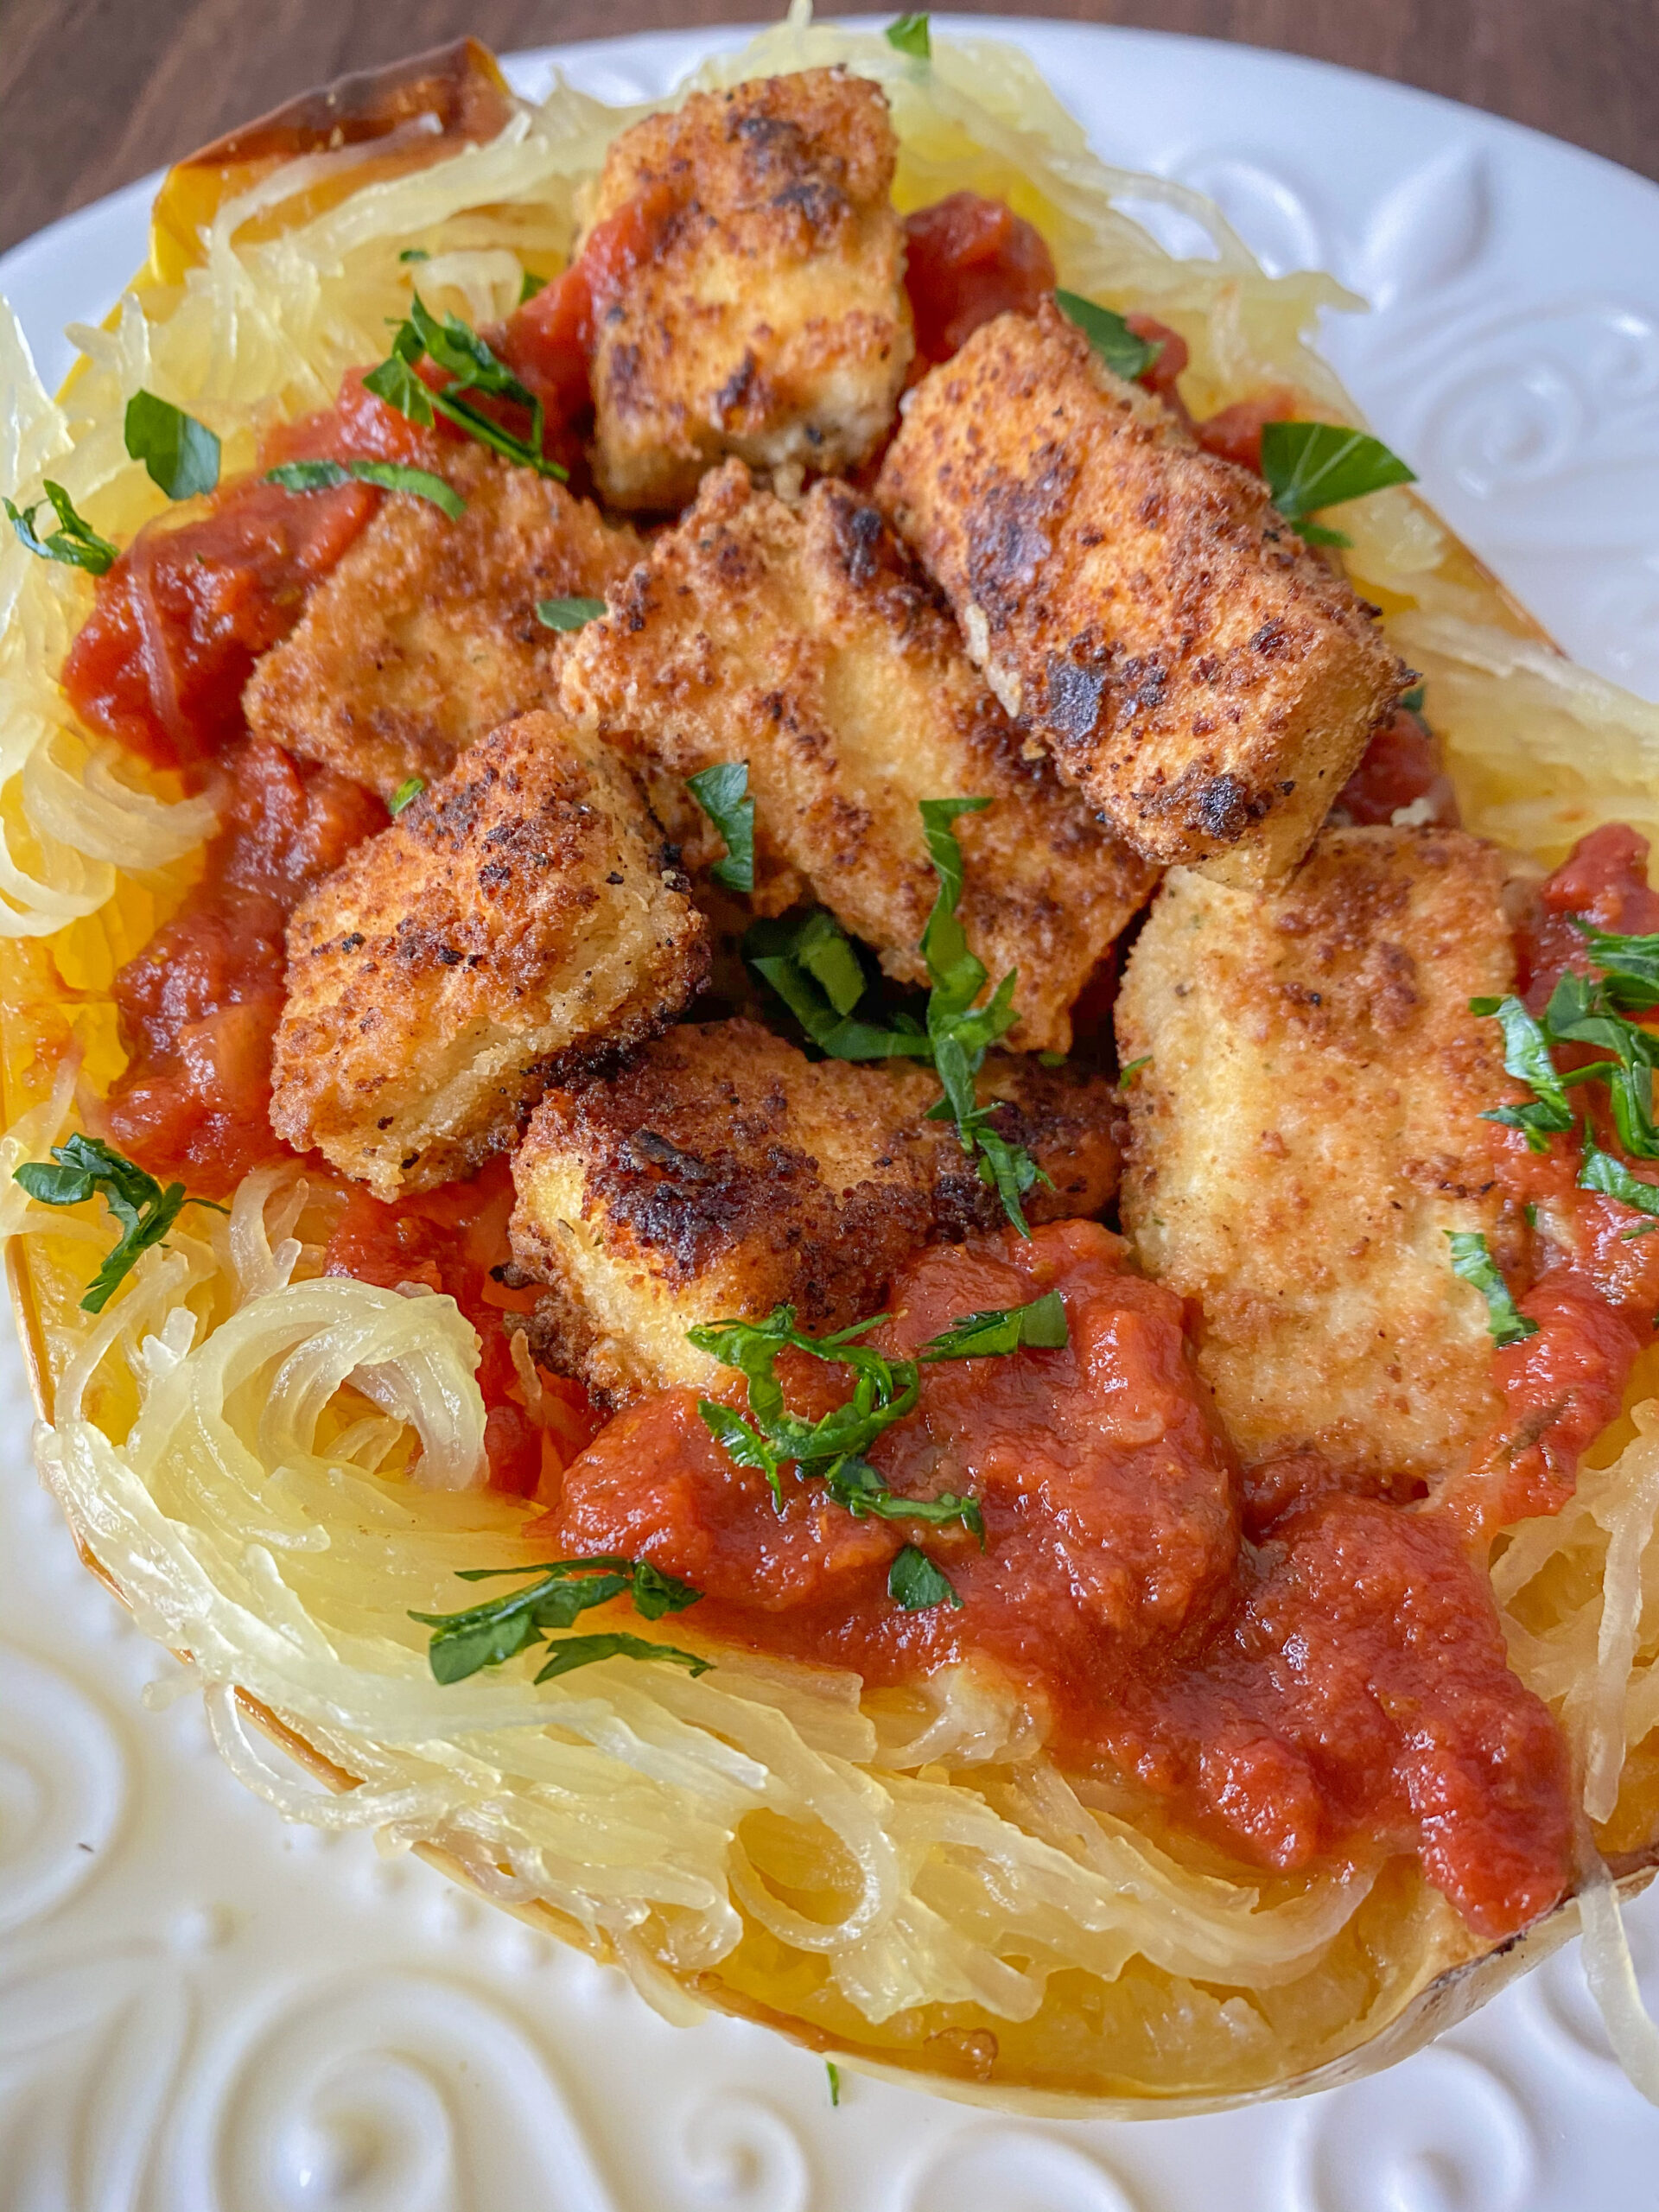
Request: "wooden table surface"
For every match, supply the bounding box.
[3,0,1656,259]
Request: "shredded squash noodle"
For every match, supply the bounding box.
[7,1,1659,2107]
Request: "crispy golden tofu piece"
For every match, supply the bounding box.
[244,446,641,802]
[558,462,1156,1053]
[1116,825,1521,1482]
[271,709,707,1197]
[877,302,1405,882]
[580,69,912,510]
[510,1018,1121,1401]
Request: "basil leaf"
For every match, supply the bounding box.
[124,390,220,500]
[347,461,465,518]
[1399,683,1426,714]
[1054,290,1160,382]
[1259,422,1417,535]
[1118,1056,1150,1090]
[12,1134,224,1313]
[537,595,607,633]
[1446,1230,1539,1348]
[390,778,425,816]
[1472,995,1575,1153]
[417,1602,543,1683]
[413,1556,704,1682]
[630,1559,703,1621]
[919,1291,1068,1360]
[822,1456,984,1540]
[1574,919,1659,1013]
[366,298,567,480]
[787,909,867,1017]
[888,1545,962,1612]
[400,248,430,264]
[885,11,931,55]
[362,351,436,427]
[534,1630,711,1683]
[747,949,928,1060]
[5,482,118,575]
[686,760,756,893]
[265,460,353,493]
[519,270,546,304]
[1580,1135,1659,1219]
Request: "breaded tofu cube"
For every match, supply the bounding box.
[558,462,1156,1053]
[1116,825,1522,1483]
[244,445,641,802]
[510,1018,1121,1401]
[579,69,912,510]
[877,302,1405,882]
[270,709,708,1197]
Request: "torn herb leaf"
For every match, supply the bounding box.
[1259,422,1416,544]
[390,778,425,816]
[1054,290,1161,382]
[1117,1056,1150,1090]
[918,1291,1068,1360]
[1472,995,1576,1153]
[1446,1230,1539,1347]
[14,1133,227,1313]
[820,1454,985,1541]
[536,594,607,633]
[686,760,757,893]
[412,1555,703,1684]
[534,1632,710,1684]
[5,482,118,575]
[124,391,219,500]
[365,293,567,479]
[1573,919,1659,1014]
[885,11,931,55]
[264,456,464,518]
[1579,1136,1659,1220]
[745,911,927,1060]
[888,1545,962,1611]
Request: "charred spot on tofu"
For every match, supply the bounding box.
[580,70,912,511]
[509,1019,1121,1402]
[877,302,1405,882]
[1116,825,1520,1484]
[270,708,708,1198]
[558,461,1155,1052]
[243,446,641,803]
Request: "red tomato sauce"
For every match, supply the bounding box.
[102,739,385,1195]
[62,373,443,772]
[321,1156,602,1494]
[902,191,1058,365]
[537,1218,1574,1938]
[1334,703,1460,828]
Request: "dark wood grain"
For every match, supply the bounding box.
[3,0,1655,258]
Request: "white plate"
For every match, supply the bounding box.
[3,20,1659,2209]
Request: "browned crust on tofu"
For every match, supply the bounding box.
[244,446,642,801]
[558,461,1156,1052]
[1116,825,1522,1482]
[876,302,1405,882]
[509,1019,1121,1401]
[581,69,912,510]
[270,708,708,1196]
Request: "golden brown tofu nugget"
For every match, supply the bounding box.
[559,462,1155,1052]
[1116,826,1521,1484]
[878,302,1405,882]
[510,1020,1121,1401]
[580,69,912,510]
[271,709,708,1197]
[244,446,641,802]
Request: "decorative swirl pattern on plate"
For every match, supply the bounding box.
[900,2126,1145,2212]
[0,1643,126,1936]
[1290,2047,1538,2212]
[677,2091,812,2212]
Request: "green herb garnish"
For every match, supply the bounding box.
[536,594,607,633]
[1118,1055,1150,1090]
[519,270,546,304]
[5,482,118,575]
[390,777,425,816]
[1054,290,1161,383]
[1471,995,1578,1153]
[917,1292,1068,1361]
[399,248,430,264]
[1572,920,1659,1014]
[1446,1230,1539,1347]
[1579,1136,1659,1220]
[364,292,567,480]
[14,1135,227,1313]
[885,12,931,56]
[686,760,756,893]
[888,1545,962,1611]
[1259,422,1416,547]
[1399,683,1426,715]
[264,456,466,518]
[124,391,219,500]
[411,1555,704,1685]
[747,908,927,1060]
[826,2060,842,2107]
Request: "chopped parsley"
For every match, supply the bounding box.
[888,1545,962,1611]
[364,292,567,479]
[14,1135,227,1313]
[917,1292,1068,1361]
[5,482,118,575]
[536,594,607,633]
[686,760,756,893]
[885,12,931,56]
[1054,290,1161,383]
[1446,1230,1539,1347]
[264,456,465,518]
[411,1555,705,1685]
[747,907,926,1059]
[124,391,219,500]
[1259,422,1416,547]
